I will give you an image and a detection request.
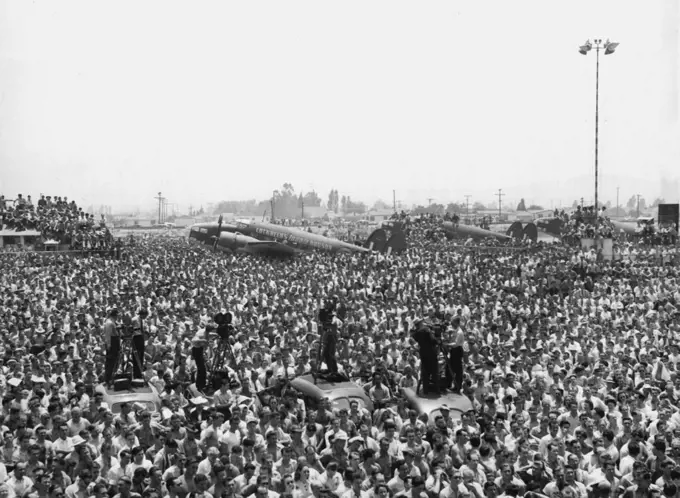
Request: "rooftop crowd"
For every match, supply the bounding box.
[0,207,679,498]
[0,194,113,250]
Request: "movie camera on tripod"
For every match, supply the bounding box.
[207,311,237,391]
[213,311,234,340]
[118,308,149,338]
[318,300,337,328]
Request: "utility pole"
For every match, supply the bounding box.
[154,192,163,225]
[581,197,584,209]
[616,187,620,218]
[162,199,171,224]
[637,194,641,217]
[271,190,276,222]
[464,195,472,217]
[300,192,305,220]
[427,198,435,207]
[496,189,505,220]
[579,38,619,230]
[393,190,397,213]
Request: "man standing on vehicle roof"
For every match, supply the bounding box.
[130,308,148,379]
[103,307,120,385]
[447,318,466,394]
[411,320,439,395]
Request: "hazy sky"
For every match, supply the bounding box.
[1,0,678,213]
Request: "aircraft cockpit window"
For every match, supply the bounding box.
[199,228,207,234]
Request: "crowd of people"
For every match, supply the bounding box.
[0,204,680,498]
[0,194,113,250]
[538,208,615,244]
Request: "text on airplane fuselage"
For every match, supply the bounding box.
[253,227,333,251]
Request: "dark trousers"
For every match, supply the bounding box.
[105,336,121,383]
[192,347,207,392]
[449,346,464,392]
[322,331,338,373]
[420,349,439,394]
[30,345,45,356]
[132,335,145,379]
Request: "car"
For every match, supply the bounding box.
[400,386,473,423]
[289,372,374,412]
[95,383,162,415]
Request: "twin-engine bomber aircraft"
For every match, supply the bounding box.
[189,219,369,257]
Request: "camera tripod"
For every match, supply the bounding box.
[207,338,237,391]
[114,335,145,382]
[416,342,458,395]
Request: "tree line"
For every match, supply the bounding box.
[211,185,663,219]
[212,184,368,219]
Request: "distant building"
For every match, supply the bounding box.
[507,212,535,222]
[173,217,197,228]
[530,209,555,219]
[474,209,508,221]
[365,209,394,223]
[301,206,328,219]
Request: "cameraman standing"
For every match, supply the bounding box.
[191,324,209,392]
[103,307,120,384]
[319,301,341,374]
[448,318,466,393]
[411,320,439,395]
[130,309,148,379]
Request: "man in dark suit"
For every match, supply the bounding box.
[411,320,439,394]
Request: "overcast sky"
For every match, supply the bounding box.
[1,0,678,213]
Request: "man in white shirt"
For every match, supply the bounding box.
[6,463,33,498]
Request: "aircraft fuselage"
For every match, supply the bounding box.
[441,221,512,241]
[189,220,368,255]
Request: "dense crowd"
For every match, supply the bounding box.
[1,208,680,498]
[543,208,615,244]
[0,194,113,249]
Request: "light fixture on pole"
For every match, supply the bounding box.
[579,38,619,228]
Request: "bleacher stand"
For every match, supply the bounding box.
[0,194,113,249]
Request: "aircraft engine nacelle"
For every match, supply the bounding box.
[218,232,259,252]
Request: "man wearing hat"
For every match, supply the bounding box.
[320,432,349,468]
